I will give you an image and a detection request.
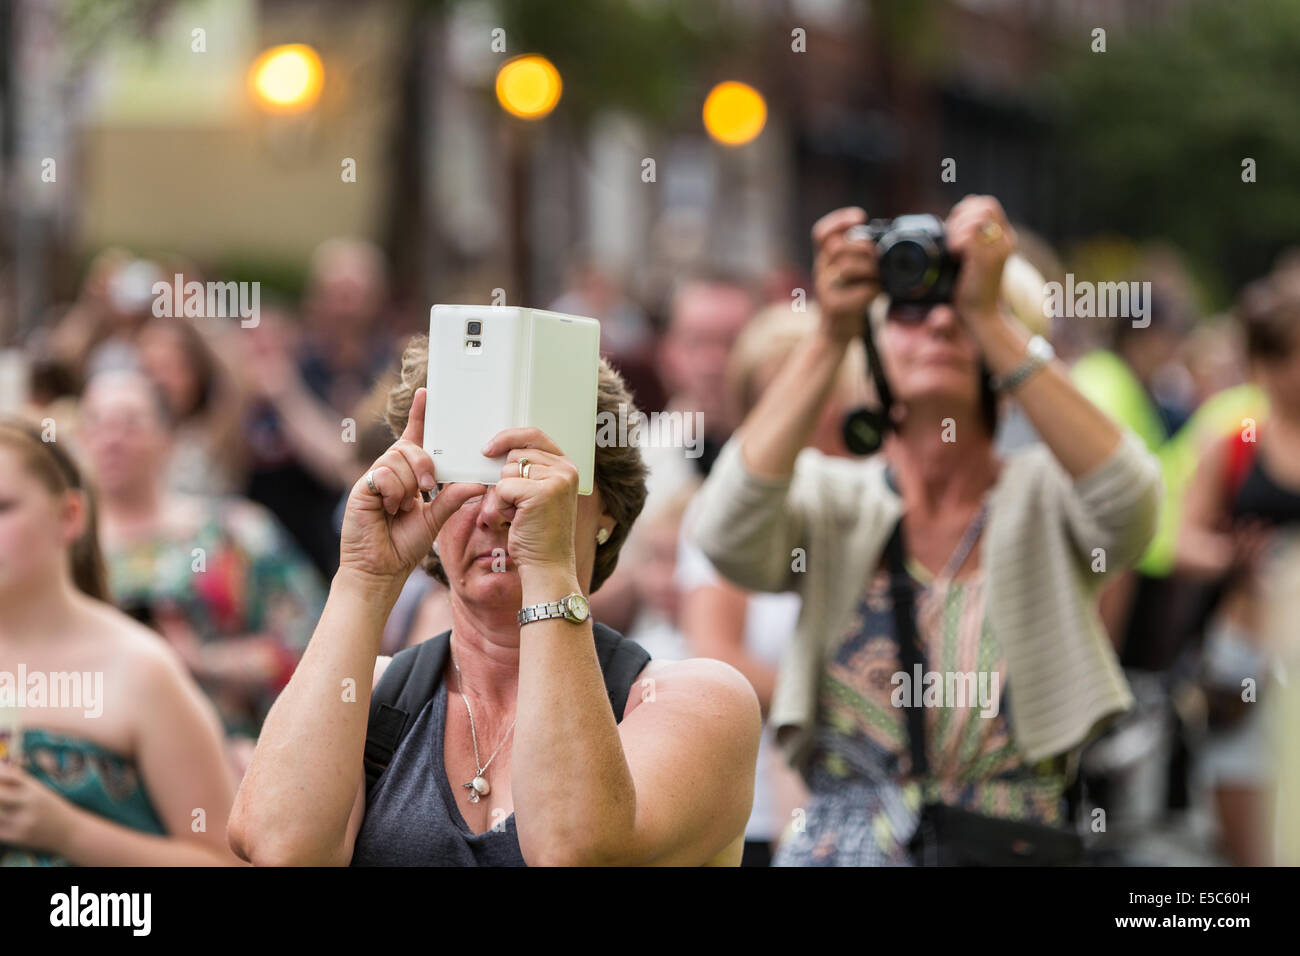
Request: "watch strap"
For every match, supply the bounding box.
[991,335,1052,393]
[518,600,566,626]
[517,594,588,626]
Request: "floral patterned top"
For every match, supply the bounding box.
[0,729,165,866]
[774,558,1069,866]
[104,496,326,737]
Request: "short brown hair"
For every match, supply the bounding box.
[384,335,647,593]
[1237,269,1300,360]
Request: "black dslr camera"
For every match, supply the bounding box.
[852,213,958,304]
[839,213,961,456]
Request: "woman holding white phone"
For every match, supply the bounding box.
[229,342,761,866]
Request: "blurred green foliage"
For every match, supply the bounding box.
[1054,0,1300,303]
[873,0,948,75]
[57,0,194,68]
[420,0,748,124]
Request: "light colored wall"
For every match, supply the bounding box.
[79,0,401,263]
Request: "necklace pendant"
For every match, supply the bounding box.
[464,776,490,802]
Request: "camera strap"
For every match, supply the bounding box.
[861,310,895,417]
[882,512,1086,826]
[882,518,928,779]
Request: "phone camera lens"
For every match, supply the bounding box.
[467,320,482,336]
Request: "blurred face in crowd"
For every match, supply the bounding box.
[305,241,387,335]
[1255,326,1300,414]
[79,248,132,308]
[0,444,85,602]
[1184,326,1247,405]
[78,372,172,500]
[661,282,753,433]
[571,262,620,315]
[138,320,202,419]
[635,517,682,621]
[878,302,983,422]
[1120,323,1184,384]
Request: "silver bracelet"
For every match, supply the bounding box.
[991,334,1055,393]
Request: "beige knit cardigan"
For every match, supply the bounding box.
[688,431,1162,766]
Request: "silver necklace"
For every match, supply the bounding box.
[932,500,990,587]
[450,642,516,804]
[902,499,990,595]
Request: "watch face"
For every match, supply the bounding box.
[565,594,590,622]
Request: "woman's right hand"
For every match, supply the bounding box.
[812,206,881,344]
[339,387,485,582]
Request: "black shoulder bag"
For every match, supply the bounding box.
[882,519,1085,866]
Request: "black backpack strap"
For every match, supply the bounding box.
[592,622,652,722]
[364,629,451,796]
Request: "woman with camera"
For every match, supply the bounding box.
[228,342,760,866]
[690,195,1162,865]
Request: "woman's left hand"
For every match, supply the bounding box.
[945,194,1017,324]
[0,763,74,854]
[482,428,580,579]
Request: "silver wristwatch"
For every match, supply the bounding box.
[991,334,1054,392]
[517,592,591,627]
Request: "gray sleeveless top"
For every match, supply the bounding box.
[351,624,650,866]
[351,680,525,866]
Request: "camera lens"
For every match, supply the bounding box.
[466,320,482,335]
[885,240,929,287]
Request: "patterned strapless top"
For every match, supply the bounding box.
[0,729,166,866]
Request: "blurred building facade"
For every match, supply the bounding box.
[1,0,1196,346]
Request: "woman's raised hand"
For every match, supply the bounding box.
[482,427,580,580]
[945,194,1017,324]
[812,206,881,344]
[340,387,485,581]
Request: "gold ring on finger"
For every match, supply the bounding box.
[518,457,531,479]
[366,470,379,495]
[978,220,1003,244]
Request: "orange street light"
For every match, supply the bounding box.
[703,81,767,146]
[495,55,562,120]
[249,44,324,113]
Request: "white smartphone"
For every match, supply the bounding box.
[423,305,601,495]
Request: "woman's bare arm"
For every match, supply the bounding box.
[57,640,240,866]
[229,388,480,866]
[740,209,871,480]
[510,566,760,867]
[228,570,398,866]
[946,197,1126,480]
[965,309,1124,478]
[1177,437,1236,580]
[679,581,777,713]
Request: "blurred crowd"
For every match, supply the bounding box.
[2,219,1298,866]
